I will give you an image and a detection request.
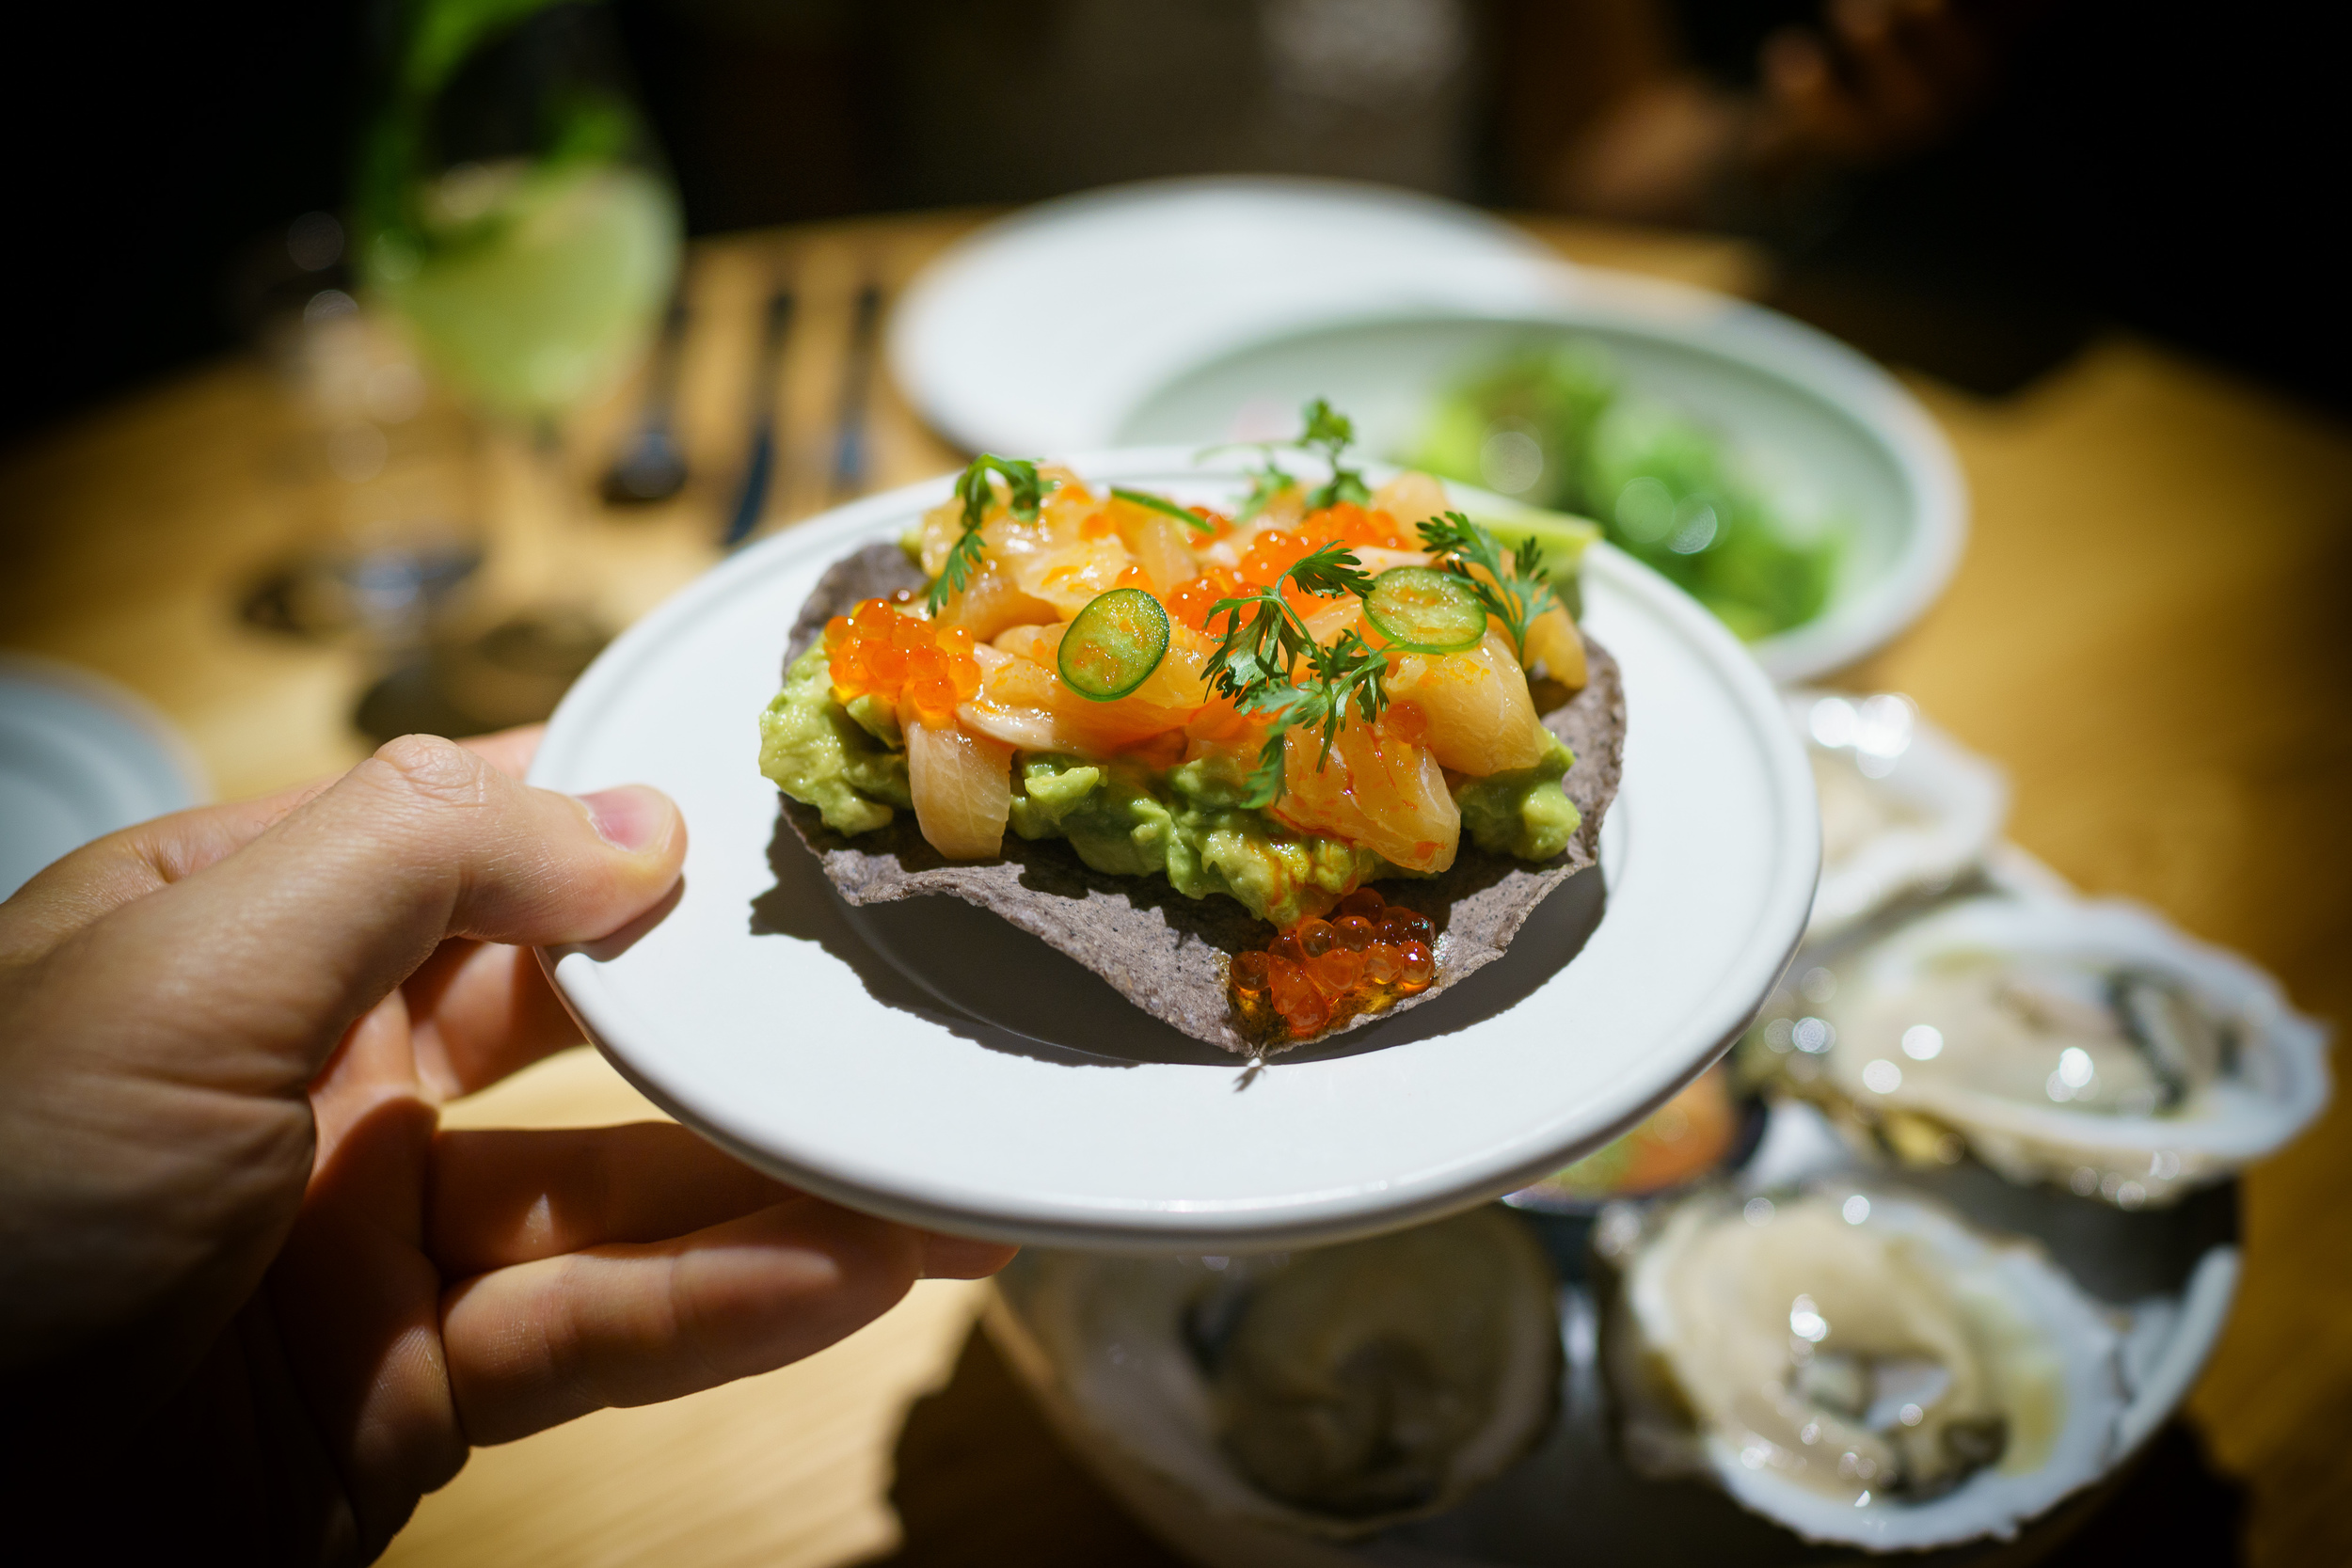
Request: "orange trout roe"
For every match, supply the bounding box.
[1165,503,1410,631]
[1227,885,1437,1043]
[823,596,980,725]
[1167,565,1245,631]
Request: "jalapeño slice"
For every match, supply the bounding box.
[1362,566,1487,654]
[1057,587,1170,701]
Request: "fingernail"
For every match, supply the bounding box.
[577,785,669,853]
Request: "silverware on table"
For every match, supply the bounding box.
[601,292,692,506]
[720,283,798,548]
[828,282,884,503]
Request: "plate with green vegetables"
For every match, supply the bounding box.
[1113,270,1965,682]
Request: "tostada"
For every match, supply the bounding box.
[759,403,1626,1053]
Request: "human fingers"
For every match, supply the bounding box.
[916,1232,1021,1279]
[0,780,330,959]
[402,939,584,1101]
[0,724,540,943]
[71,735,684,1099]
[441,1198,925,1444]
[459,724,543,780]
[2,727,538,962]
[428,1121,1020,1279]
[428,1123,794,1276]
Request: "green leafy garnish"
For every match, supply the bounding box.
[1200,543,1388,809]
[1232,456,1294,525]
[1202,396,1374,522]
[1109,486,1215,532]
[1416,510,1559,662]
[1295,398,1374,510]
[930,454,1054,613]
[1232,630,1391,808]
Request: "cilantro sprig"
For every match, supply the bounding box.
[1232,456,1293,525]
[1295,398,1373,510]
[1200,543,1388,809]
[1416,510,1559,662]
[930,454,1054,613]
[1233,630,1391,808]
[1205,396,1374,523]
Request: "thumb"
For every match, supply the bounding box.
[73,733,685,1095]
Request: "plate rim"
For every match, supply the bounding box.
[532,447,1820,1249]
[1108,272,1970,685]
[888,174,1564,458]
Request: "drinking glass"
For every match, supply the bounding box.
[352,0,681,733]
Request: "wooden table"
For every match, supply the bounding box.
[2,212,2345,1567]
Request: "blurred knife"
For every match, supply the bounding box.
[721,283,797,548]
[601,291,691,505]
[829,281,884,502]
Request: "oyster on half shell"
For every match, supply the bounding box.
[1790,690,2008,942]
[1756,895,2330,1207]
[1600,1182,2125,1550]
[987,1208,1560,1540]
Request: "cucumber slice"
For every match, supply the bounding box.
[1363,566,1488,654]
[1058,587,1170,701]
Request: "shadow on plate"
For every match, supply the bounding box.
[749,808,1223,1069]
[751,803,1609,1074]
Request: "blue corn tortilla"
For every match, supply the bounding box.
[777,544,1625,1054]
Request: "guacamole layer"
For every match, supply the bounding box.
[759,645,1581,928]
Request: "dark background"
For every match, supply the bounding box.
[1,0,2339,450]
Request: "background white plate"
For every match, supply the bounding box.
[1114,275,1967,683]
[0,654,208,899]
[887,176,1567,457]
[530,450,1819,1250]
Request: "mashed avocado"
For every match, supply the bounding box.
[1009,752,1382,928]
[1454,734,1581,862]
[758,645,913,834]
[759,644,1582,921]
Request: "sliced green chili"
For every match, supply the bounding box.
[1057,587,1171,701]
[1362,566,1488,654]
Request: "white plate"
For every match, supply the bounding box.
[530,449,1819,1250]
[1115,273,1967,683]
[0,655,207,899]
[887,176,1567,457]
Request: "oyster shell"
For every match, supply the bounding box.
[1600,1181,2126,1549]
[1755,894,2330,1207]
[1789,690,2007,942]
[987,1208,1560,1540]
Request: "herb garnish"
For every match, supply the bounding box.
[1232,456,1293,525]
[1416,510,1559,662]
[1205,396,1375,522]
[930,454,1054,613]
[1200,543,1389,809]
[1295,398,1374,510]
[1109,486,1215,533]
